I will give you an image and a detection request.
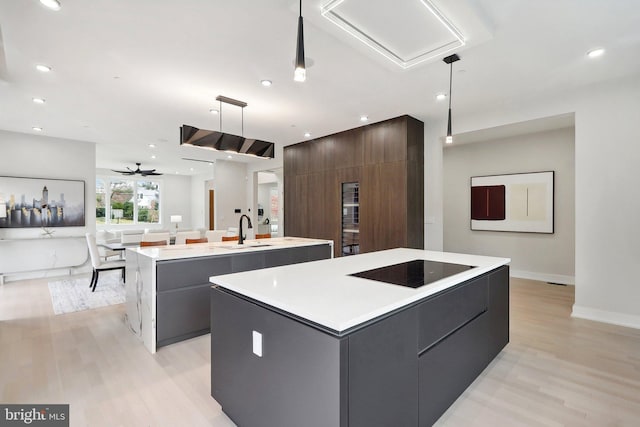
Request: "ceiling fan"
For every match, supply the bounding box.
[111,162,163,176]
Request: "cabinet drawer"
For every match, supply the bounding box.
[418,312,488,426]
[417,276,488,353]
[157,256,232,291]
[157,284,211,346]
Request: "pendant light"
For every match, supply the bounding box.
[294,0,306,82]
[443,54,460,144]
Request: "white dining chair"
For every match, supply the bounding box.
[174,230,201,245]
[86,233,126,292]
[142,231,170,245]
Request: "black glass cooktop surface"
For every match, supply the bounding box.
[350,260,474,289]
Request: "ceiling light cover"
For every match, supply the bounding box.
[33,98,46,104]
[261,80,273,87]
[360,115,368,122]
[39,0,61,11]
[209,109,219,115]
[32,127,43,132]
[436,93,446,101]
[36,64,51,72]
[321,0,465,69]
[587,48,605,58]
[180,125,275,159]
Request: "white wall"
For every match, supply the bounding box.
[427,72,640,329]
[0,130,95,280]
[214,160,249,231]
[443,127,575,284]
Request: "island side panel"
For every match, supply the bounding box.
[125,250,156,353]
[211,288,347,427]
[488,265,510,360]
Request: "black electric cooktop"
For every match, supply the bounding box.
[350,260,474,289]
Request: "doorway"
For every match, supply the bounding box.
[254,169,282,237]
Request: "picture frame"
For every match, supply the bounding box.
[470,171,554,233]
[0,176,85,228]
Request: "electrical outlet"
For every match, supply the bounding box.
[252,331,262,357]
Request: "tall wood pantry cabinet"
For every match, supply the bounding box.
[284,115,424,257]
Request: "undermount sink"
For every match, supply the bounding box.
[221,243,272,249]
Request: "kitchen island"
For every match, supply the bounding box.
[125,236,332,353]
[209,248,510,427]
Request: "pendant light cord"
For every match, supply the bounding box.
[299,0,302,17]
[448,62,453,111]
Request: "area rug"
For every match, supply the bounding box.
[48,271,125,315]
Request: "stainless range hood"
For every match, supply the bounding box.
[180,124,275,159]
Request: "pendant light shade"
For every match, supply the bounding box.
[443,54,460,144]
[294,0,306,82]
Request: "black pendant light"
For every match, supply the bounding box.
[294,0,306,82]
[443,53,460,144]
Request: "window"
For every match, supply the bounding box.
[96,177,161,226]
[137,181,159,224]
[96,178,106,224]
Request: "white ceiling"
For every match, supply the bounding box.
[0,0,639,176]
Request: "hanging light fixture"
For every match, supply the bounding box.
[443,53,460,144]
[294,0,306,82]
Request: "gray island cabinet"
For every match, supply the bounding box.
[125,237,333,354]
[210,248,510,427]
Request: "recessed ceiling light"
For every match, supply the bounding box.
[260,80,273,87]
[227,155,233,159]
[148,143,156,148]
[435,93,447,101]
[208,162,213,166]
[587,48,605,58]
[175,171,180,174]
[151,155,156,159]
[36,64,51,72]
[209,109,219,115]
[39,0,61,11]
[304,132,311,138]
[190,168,195,172]
[32,97,46,104]
[360,115,368,122]
[32,127,43,132]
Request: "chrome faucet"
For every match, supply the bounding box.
[238,214,253,245]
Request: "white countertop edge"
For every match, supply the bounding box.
[128,237,333,260]
[210,248,510,333]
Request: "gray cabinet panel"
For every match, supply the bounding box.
[488,266,510,360]
[348,309,419,427]
[263,249,293,268]
[417,276,488,353]
[211,289,346,427]
[419,313,489,427]
[231,252,265,272]
[306,244,332,262]
[157,256,232,291]
[157,284,211,346]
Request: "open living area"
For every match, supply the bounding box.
[1,1,639,426]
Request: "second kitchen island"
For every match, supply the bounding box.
[210,248,510,427]
[125,237,332,353]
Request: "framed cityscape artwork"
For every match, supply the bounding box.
[470,171,554,233]
[0,176,85,228]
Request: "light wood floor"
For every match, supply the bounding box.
[1,276,639,426]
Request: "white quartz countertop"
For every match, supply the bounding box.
[209,248,510,333]
[129,237,332,261]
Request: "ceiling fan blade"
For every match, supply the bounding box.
[112,169,135,175]
[141,172,163,176]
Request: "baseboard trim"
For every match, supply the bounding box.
[510,269,575,285]
[571,305,640,330]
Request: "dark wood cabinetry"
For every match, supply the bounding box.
[284,115,424,257]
